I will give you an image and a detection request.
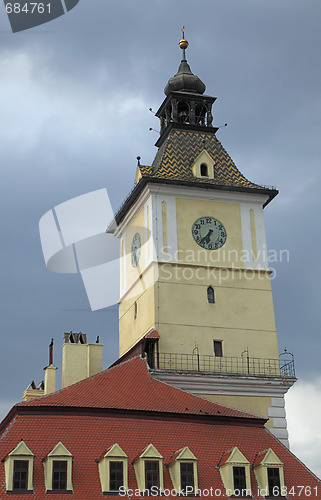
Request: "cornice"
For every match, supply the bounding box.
[150,371,296,397]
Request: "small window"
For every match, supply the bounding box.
[233,466,247,491]
[13,460,28,491]
[52,460,67,491]
[268,468,281,497]
[134,302,137,320]
[180,462,194,491]
[214,341,223,357]
[110,461,123,491]
[200,163,208,177]
[207,286,215,303]
[145,460,159,489]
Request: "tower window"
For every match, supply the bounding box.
[195,103,207,126]
[268,468,281,497]
[13,460,28,490]
[233,466,247,490]
[200,163,208,177]
[214,340,223,357]
[134,301,137,320]
[177,101,190,123]
[145,460,160,489]
[207,286,215,303]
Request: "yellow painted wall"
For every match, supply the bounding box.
[155,266,278,360]
[199,393,273,429]
[119,283,156,356]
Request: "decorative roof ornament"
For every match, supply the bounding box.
[164,26,206,96]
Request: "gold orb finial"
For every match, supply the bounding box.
[179,26,189,52]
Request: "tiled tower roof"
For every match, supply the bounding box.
[141,129,263,189]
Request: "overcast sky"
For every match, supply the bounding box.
[0,0,320,478]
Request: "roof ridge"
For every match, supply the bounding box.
[21,355,146,407]
[263,428,321,482]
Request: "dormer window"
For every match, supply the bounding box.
[200,163,208,177]
[166,447,198,496]
[218,447,251,497]
[2,440,34,493]
[97,443,128,494]
[191,150,215,179]
[253,448,285,498]
[132,444,163,494]
[43,442,73,493]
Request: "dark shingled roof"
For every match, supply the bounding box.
[140,129,264,190]
[112,129,278,227]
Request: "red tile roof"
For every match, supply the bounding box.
[0,412,319,498]
[166,448,186,465]
[144,329,160,339]
[0,357,319,499]
[17,357,260,421]
[217,448,234,467]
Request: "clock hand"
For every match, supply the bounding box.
[200,229,213,244]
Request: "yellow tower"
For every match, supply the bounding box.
[111,30,296,448]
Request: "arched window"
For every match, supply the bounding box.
[195,103,207,125]
[177,101,190,123]
[200,163,208,177]
[207,286,215,303]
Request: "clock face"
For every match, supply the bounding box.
[131,233,141,267]
[192,216,227,250]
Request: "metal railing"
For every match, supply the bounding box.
[154,352,295,378]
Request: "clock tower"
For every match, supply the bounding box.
[111,30,296,448]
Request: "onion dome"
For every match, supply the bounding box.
[164,27,206,96]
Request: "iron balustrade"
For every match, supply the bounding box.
[154,352,295,378]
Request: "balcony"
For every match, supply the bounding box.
[152,351,295,379]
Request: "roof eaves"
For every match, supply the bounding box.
[114,176,278,227]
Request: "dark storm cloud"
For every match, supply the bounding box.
[0,1,320,474]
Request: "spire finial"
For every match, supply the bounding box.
[179,25,189,61]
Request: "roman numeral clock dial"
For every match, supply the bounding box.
[192,217,227,250]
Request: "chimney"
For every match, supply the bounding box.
[44,338,57,395]
[62,332,103,388]
[23,380,44,401]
